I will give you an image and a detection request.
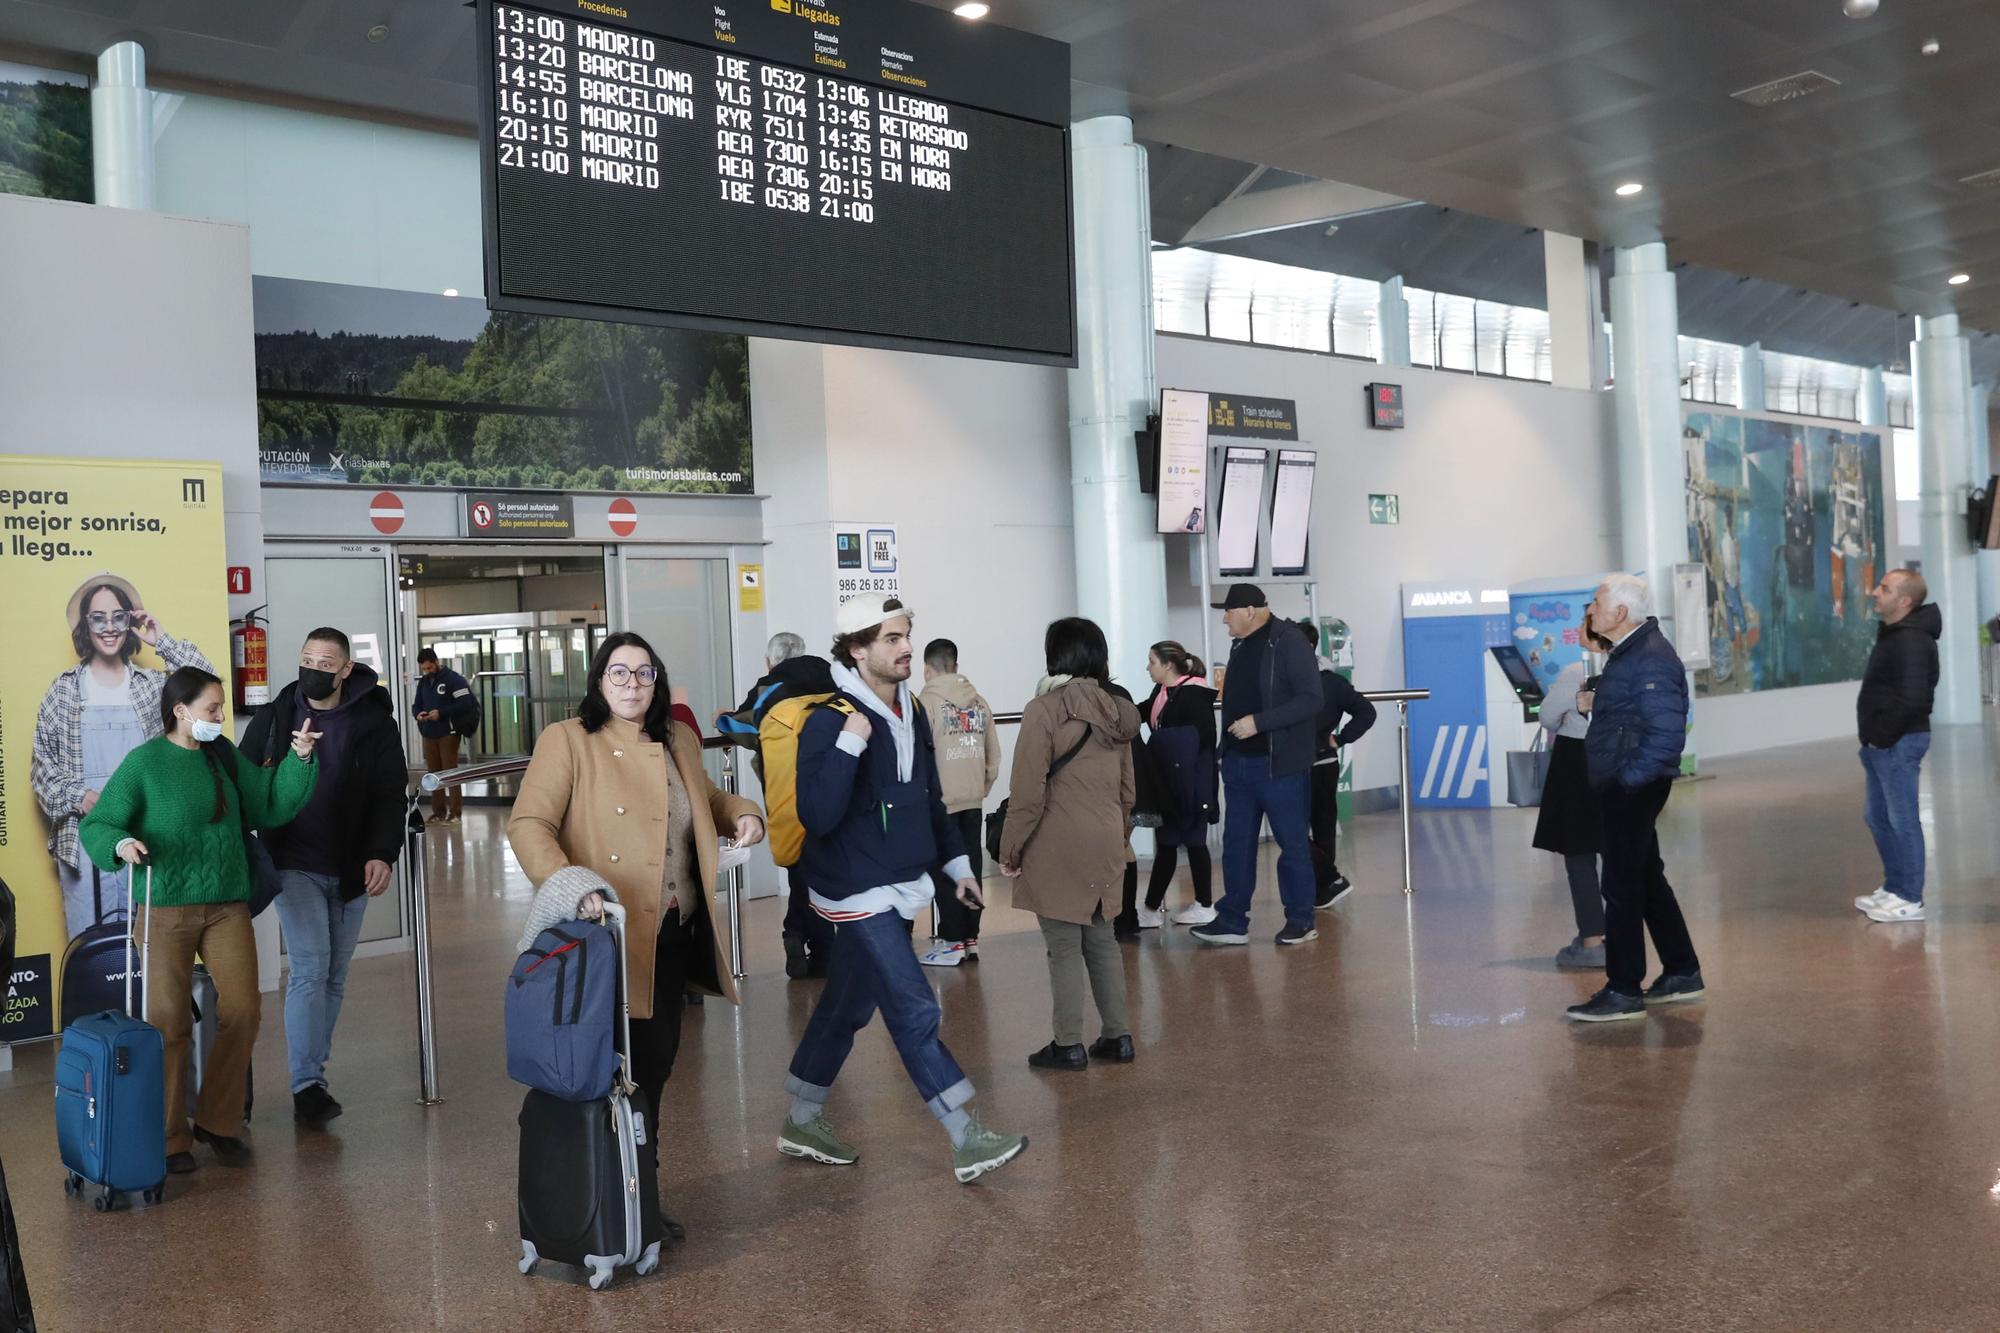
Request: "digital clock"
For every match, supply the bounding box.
[477,0,1075,365]
[1367,382,1405,430]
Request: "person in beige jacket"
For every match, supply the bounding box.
[918,637,1003,966]
[508,631,763,1238]
[999,617,1142,1072]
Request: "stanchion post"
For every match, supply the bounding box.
[1398,699,1415,897]
[406,794,442,1105]
[720,748,746,980]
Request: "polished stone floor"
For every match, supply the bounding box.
[8,729,2000,1331]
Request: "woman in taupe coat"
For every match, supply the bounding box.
[999,618,1142,1072]
[508,630,763,1236]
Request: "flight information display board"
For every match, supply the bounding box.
[477,0,1075,364]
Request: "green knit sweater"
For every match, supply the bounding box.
[81,737,318,907]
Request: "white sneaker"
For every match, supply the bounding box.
[1173,902,1218,926]
[1134,905,1166,930]
[919,942,968,967]
[1864,896,1926,923]
[1853,887,1892,913]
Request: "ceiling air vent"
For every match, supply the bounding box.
[1730,70,1840,106]
[1959,168,2000,189]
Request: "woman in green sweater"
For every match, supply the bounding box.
[82,666,319,1173]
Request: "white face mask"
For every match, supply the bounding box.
[187,717,223,744]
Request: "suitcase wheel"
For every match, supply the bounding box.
[93,1187,119,1212]
[143,1185,165,1206]
[517,1240,540,1276]
[585,1257,615,1291]
[636,1242,661,1277]
[63,1173,80,1199]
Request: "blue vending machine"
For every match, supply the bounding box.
[1399,581,1512,808]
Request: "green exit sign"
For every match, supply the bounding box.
[1368,493,1401,525]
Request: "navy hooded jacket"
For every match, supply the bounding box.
[1582,617,1687,791]
[793,689,968,899]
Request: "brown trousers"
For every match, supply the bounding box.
[145,902,259,1154]
[423,735,462,818]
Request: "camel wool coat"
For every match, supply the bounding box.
[508,713,761,1016]
[999,678,1141,925]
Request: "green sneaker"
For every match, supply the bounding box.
[778,1112,859,1166]
[951,1117,1028,1184]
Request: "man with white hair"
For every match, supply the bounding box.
[1565,573,1704,1022]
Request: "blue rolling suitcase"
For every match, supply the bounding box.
[55,862,166,1212]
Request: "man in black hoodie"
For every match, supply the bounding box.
[241,628,408,1128]
[1853,570,1941,924]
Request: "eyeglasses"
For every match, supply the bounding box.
[603,665,658,687]
[86,611,132,632]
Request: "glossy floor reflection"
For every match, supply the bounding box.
[8,729,2000,1331]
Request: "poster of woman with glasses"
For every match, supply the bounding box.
[30,572,217,941]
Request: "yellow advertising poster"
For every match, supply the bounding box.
[1,456,231,1044]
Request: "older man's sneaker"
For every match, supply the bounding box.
[1864,896,1926,924]
[1275,924,1318,945]
[778,1112,858,1166]
[1854,886,1893,913]
[1565,987,1645,1023]
[1642,971,1707,1005]
[951,1119,1027,1184]
[1190,922,1248,947]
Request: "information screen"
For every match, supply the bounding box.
[1268,448,1316,575]
[477,0,1075,364]
[1215,446,1268,578]
[1156,388,1209,534]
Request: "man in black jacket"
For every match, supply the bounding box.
[1853,570,1941,924]
[241,628,408,1129]
[1193,585,1326,948]
[1294,620,1377,907]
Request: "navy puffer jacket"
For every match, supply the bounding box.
[1583,618,1687,791]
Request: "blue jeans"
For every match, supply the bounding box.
[1216,753,1318,933]
[785,910,973,1122]
[1861,732,1930,903]
[273,869,370,1094]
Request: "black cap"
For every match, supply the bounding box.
[1211,583,1268,610]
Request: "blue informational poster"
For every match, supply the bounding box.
[1400,583,1511,809]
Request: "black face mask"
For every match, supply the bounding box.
[299,668,340,702]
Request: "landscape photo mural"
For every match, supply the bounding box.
[0,63,91,202]
[254,276,752,494]
[1684,410,1886,696]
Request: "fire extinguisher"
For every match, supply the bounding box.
[232,605,270,710]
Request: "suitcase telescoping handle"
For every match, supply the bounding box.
[596,901,634,1094]
[124,855,153,1024]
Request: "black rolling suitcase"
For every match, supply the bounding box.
[57,867,140,1031]
[516,902,663,1289]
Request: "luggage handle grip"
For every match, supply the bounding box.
[596,901,636,1095]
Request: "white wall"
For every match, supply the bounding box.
[154,92,482,296]
[1154,336,1620,789]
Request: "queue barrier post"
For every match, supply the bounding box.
[405,789,442,1106]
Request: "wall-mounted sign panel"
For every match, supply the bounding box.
[1157,388,1209,534]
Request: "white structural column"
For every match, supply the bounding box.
[1858,365,1888,427]
[1066,115,1167,687]
[1608,242,1690,631]
[1913,314,1980,722]
[1738,343,1765,413]
[1542,233,1603,391]
[1971,381,1999,622]
[1378,276,1412,366]
[91,41,155,209]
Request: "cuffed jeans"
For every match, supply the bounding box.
[1037,912,1129,1047]
[1215,753,1319,933]
[1600,779,1700,996]
[1861,732,1930,903]
[785,910,973,1123]
[273,869,368,1094]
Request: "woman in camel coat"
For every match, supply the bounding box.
[999,617,1141,1072]
[509,631,762,1236]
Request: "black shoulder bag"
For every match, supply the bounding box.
[985,724,1091,863]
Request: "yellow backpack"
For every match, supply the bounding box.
[757,694,855,867]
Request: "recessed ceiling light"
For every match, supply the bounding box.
[366,24,389,42]
[953,2,990,17]
[1948,273,1971,286]
[442,288,460,297]
[1615,182,1644,197]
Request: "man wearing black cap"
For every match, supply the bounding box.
[1192,584,1326,947]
